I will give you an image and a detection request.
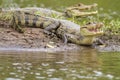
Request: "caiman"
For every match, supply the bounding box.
[0,8,103,45]
[1,3,98,19]
[22,3,98,18]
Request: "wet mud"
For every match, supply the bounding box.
[0,26,119,52]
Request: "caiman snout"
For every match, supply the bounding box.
[79,22,104,45]
[80,22,104,36]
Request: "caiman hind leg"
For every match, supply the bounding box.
[11,16,24,33]
[12,21,25,33]
[12,11,26,33]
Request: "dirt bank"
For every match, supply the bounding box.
[0,26,120,52]
[97,35,120,52]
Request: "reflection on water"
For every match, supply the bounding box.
[0,50,120,80]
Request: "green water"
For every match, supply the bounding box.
[0,50,120,80]
[0,0,120,80]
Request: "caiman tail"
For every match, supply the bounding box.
[13,10,60,32]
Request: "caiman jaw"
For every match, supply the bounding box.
[80,22,104,37]
[68,10,98,17]
[79,22,104,45]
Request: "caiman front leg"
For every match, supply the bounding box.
[56,26,69,44]
[94,38,105,45]
[56,31,68,44]
[43,21,60,36]
[45,23,69,44]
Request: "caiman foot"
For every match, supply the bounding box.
[44,30,56,38]
[62,34,68,44]
[95,38,105,45]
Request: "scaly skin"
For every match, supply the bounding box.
[55,21,103,45]
[0,9,103,45]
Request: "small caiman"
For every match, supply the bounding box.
[22,3,98,18]
[1,3,98,19]
[0,9,103,45]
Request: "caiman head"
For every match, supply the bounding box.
[79,22,104,45]
[65,3,98,17]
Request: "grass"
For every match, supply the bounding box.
[67,14,120,35]
[103,19,120,35]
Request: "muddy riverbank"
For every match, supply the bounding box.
[0,26,120,52]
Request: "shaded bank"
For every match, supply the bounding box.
[0,26,119,52]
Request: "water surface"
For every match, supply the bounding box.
[0,50,120,80]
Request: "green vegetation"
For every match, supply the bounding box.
[67,14,120,35]
[103,19,120,35]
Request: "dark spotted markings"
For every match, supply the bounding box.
[25,14,29,25]
[32,15,38,27]
[17,11,21,25]
[40,22,44,28]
